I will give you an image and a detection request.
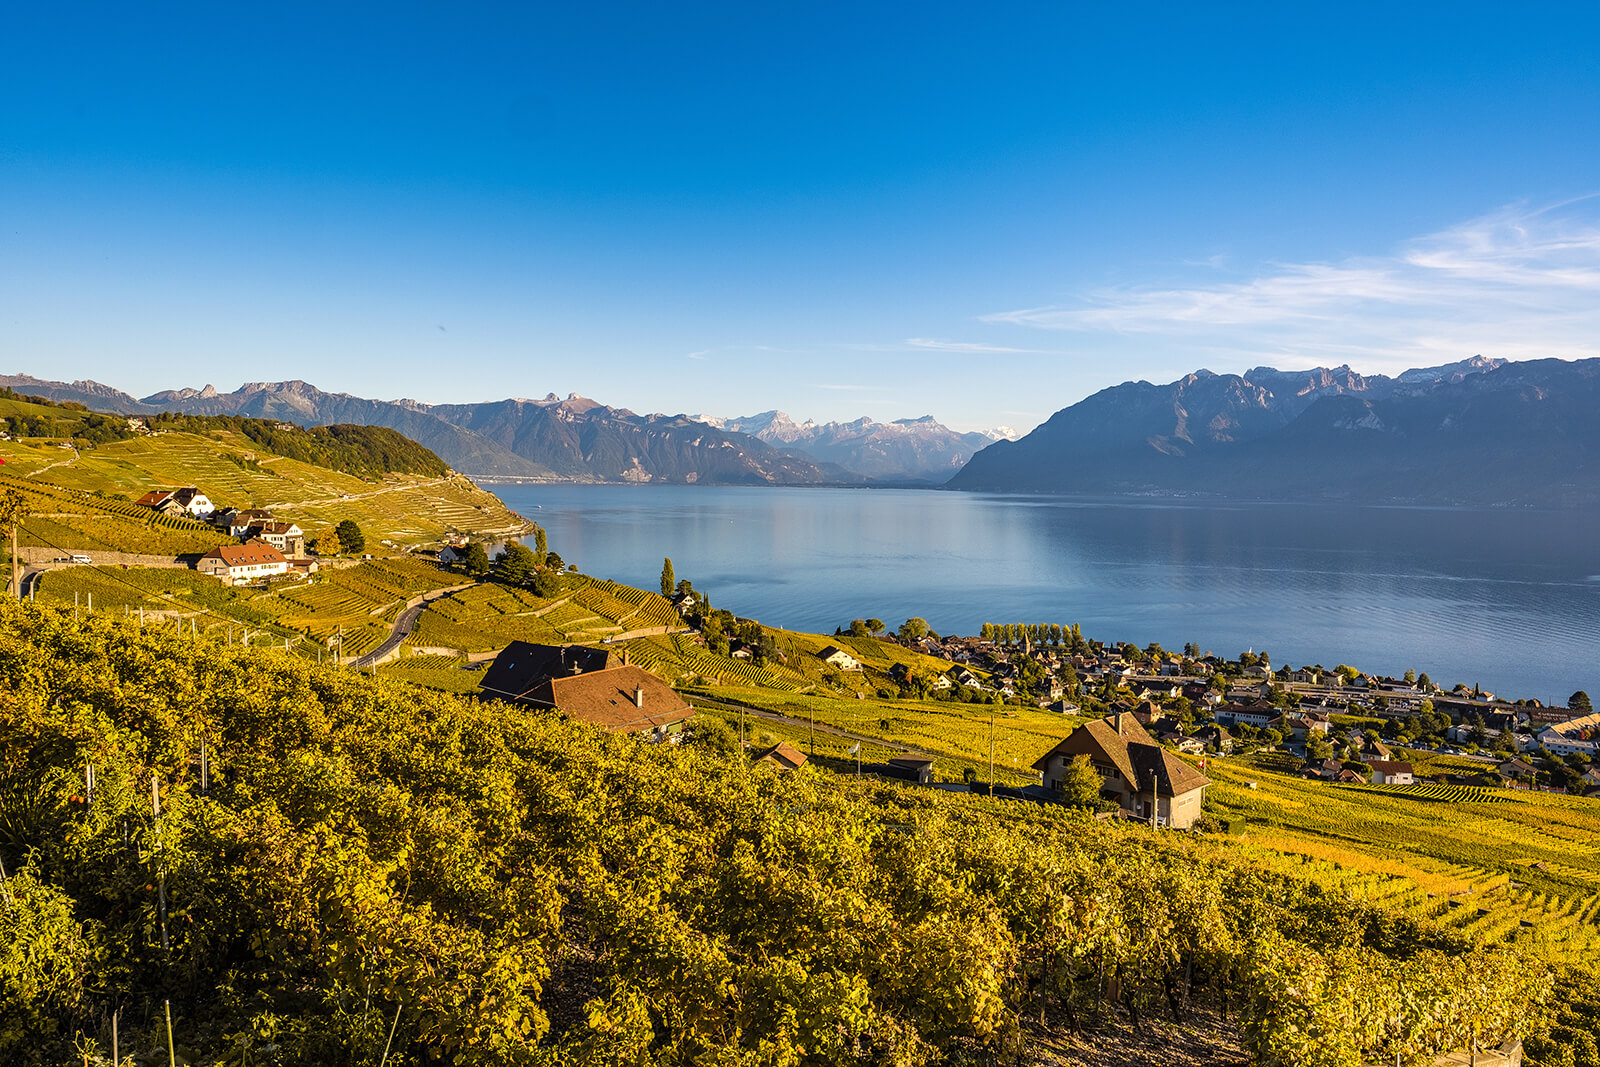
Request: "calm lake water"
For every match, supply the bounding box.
[490,485,1600,705]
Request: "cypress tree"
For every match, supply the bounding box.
[661,557,675,597]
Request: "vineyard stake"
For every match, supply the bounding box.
[379,1001,402,1067]
[112,1008,118,1067]
[164,1000,176,1067]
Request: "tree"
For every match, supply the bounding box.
[1417,672,1432,690]
[544,552,565,572]
[688,715,739,756]
[532,526,548,566]
[866,619,885,637]
[335,519,365,555]
[494,543,538,586]
[848,619,870,637]
[1404,668,1416,685]
[462,542,490,576]
[533,568,564,598]
[661,557,675,597]
[1056,754,1105,809]
[1572,691,1593,713]
[897,617,930,642]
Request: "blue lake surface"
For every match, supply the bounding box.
[489,484,1600,705]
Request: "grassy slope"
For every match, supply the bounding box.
[0,427,529,550]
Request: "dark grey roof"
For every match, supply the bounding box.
[479,641,619,700]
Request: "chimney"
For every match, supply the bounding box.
[634,686,645,708]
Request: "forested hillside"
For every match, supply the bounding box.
[0,601,1566,1066]
[145,415,451,478]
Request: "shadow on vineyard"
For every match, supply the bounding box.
[0,599,1591,1066]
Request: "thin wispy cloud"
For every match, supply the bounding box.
[985,198,1600,370]
[814,383,886,391]
[904,337,1045,354]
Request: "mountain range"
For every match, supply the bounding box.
[9,356,1600,503]
[692,410,1013,481]
[950,356,1600,506]
[0,374,994,485]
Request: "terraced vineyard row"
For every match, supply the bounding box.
[377,654,488,694]
[1348,782,1518,804]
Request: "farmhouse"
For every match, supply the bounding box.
[817,645,863,671]
[1031,713,1210,829]
[136,487,214,519]
[1368,760,1416,785]
[249,521,304,557]
[195,541,289,584]
[478,640,692,738]
[223,508,275,538]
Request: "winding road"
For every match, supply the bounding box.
[350,584,475,668]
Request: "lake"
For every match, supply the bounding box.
[488,484,1600,705]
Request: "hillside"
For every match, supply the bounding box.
[948,356,1600,506]
[0,599,1561,1066]
[0,398,529,553]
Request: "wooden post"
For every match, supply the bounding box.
[200,741,210,795]
[112,1009,118,1067]
[164,1000,176,1067]
[988,709,996,794]
[152,778,168,951]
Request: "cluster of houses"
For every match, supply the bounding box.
[136,486,313,586]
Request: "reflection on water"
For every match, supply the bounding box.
[491,485,1600,704]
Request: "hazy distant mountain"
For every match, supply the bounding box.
[947,356,1600,506]
[0,373,156,412]
[130,381,849,485]
[695,410,1013,482]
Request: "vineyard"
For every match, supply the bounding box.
[30,557,465,658]
[675,678,1600,975]
[0,427,530,550]
[0,473,234,556]
[0,599,1570,1067]
[1201,758,1600,965]
[377,652,490,693]
[408,578,690,652]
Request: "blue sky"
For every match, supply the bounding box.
[3,2,1599,433]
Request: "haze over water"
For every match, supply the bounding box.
[496,485,1600,706]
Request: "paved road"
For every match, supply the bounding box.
[350,584,476,669]
[351,600,429,669]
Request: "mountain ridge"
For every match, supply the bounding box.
[948,355,1599,505]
